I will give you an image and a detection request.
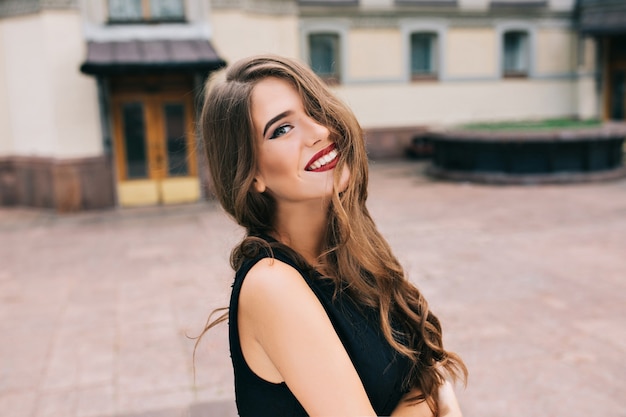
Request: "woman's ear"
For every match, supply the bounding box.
[253,176,266,193]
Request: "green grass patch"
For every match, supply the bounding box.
[460,118,602,132]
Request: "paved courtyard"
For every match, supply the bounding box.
[1,161,625,417]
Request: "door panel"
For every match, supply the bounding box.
[117,180,160,207]
[608,36,626,121]
[160,177,200,204]
[112,91,199,207]
[163,103,190,177]
[610,70,625,120]
[120,102,149,179]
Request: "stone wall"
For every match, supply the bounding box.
[0,156,115,212]
[364,126,429,159]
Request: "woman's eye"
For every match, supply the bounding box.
[269,124,293,139]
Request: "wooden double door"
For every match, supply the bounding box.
[112,91,200,207]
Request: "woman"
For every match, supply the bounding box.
[198,55,467,416]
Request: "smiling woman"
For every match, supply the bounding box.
[195,55,467,417]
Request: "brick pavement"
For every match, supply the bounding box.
[0,161,625,417]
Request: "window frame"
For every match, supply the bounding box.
[308,32,342,84]
[107,0,186,24]
[496,22,536,79]
[401,20,447,83]
[395,0,457,5]
[301,21,348,85]
[297,0,358,5]
[502,30,530,78]
[490,0,546,9]
[409,32,439,81]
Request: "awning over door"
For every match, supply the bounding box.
[579,0,626,35]
[80,39,226,75]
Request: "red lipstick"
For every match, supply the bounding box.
[305,143,338,172]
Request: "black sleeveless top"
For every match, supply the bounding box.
[229,243,412,416]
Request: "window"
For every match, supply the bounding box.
[396,0,457,4]
[401,22,446,82]
[410,32,438,80]
[108,0,185,23]
[502,31,529,77]
[491,0,546,8]
[308,33,341,84]
[298,0,358,4]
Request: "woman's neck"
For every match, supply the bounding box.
[271,200,329,265]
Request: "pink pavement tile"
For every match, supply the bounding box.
[0,327,50,372]
[117,321,181,353]
[75,385,115,417]
[189,399,237,417]
[116,348,191,395]
[77,350,115,387]
[2,369,43,392]
[0,390,37,417]
[117,300,175,330]
[456,355,626,417]
[41,365,79,392]
[116,388,193,415]
[34,390,77,417]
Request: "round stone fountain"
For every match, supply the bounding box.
[422,122,626,184]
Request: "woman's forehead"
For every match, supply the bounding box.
[251,78,303,125]
[252,77,299,106]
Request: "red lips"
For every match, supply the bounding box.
[305,143,338,172]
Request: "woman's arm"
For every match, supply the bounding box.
[239,258,377,416]
[391,381,462,417]
[390,389,433,417]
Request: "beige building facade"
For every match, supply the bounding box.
[0,0,620,211]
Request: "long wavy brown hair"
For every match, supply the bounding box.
[197,54,467,414]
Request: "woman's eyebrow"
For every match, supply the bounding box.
[263,111,292,137]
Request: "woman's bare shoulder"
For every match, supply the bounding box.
[239,257,313,313]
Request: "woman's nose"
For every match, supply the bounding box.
[304,117,330,147]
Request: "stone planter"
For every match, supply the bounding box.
[424,123,626,184]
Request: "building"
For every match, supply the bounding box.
[0,0,621,211]
[0,0,225,211]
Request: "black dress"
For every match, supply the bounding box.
[229,243,412,416]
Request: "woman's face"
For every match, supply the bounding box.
[250,77,349,205]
